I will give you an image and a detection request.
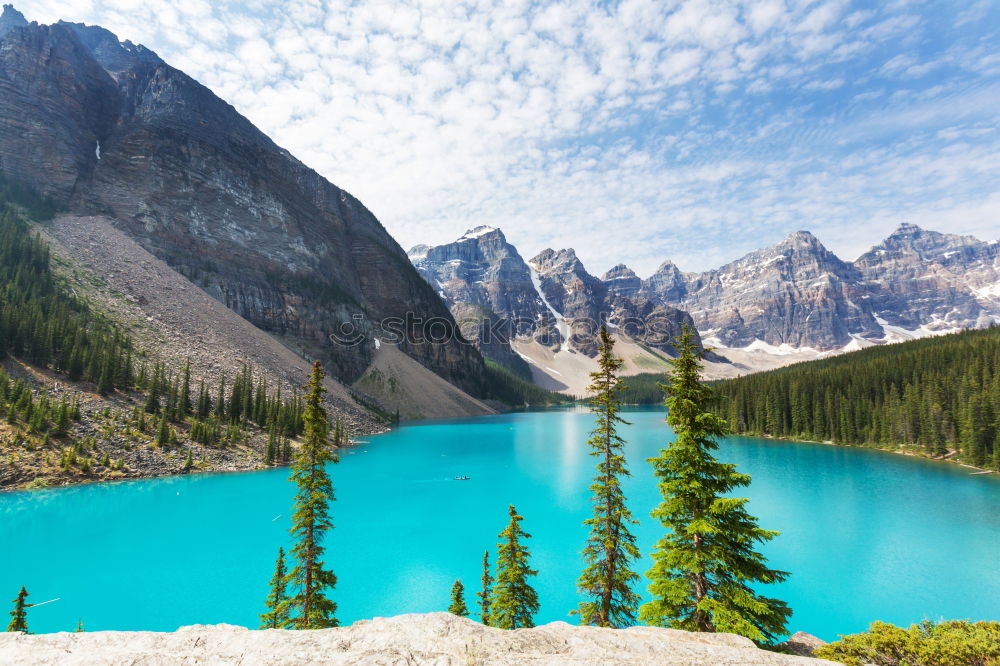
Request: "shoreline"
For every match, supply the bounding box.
[0,434,380,494]
[7,410,998,493]
[746,432,997,476]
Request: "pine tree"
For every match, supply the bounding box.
[52,396,71,436]
[6,586,28,633]
[478,550,493,626]
[574,326,640,627]
[265,423,278,464]
[179,361,192,417]
[155,409,170,447]
[489,504,539,629]
[260,547,292,629]
[285,361,338,629]
[448,579,469,617]
[640,326,791,644]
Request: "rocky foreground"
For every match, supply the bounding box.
[0,612,835,665]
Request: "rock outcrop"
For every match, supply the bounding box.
[0,613,835,665]
[0,7,485,394]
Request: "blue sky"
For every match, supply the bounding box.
[24,0,1000,275]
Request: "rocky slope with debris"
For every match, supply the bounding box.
[0,613,833,665]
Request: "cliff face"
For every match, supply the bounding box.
[411,228,698,371]
[656,231,881,350]
[0,8,485,393]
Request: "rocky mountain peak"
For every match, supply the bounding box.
[852,223,999,330]
[458,225,502,241]
[602,264,641,299]
[602,263,637,281]
[0,4,27,37]
[406,226,558,368]
[529,247,583,274]
[782,229,820,244]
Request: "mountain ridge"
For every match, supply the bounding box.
[0,7,490,403]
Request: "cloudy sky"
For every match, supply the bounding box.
[24,0,1000,275]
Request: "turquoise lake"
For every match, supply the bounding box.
[2,405,999,639]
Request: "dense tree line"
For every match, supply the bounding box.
[0,201,135,395]
[714,327,1000,471]
[481,358,566,406]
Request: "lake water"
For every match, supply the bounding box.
[2,405,998,639]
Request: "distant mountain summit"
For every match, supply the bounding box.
[639,225,999,350]
[0,6,486,394]
[853,223,1000,333]
[646,230,881,350]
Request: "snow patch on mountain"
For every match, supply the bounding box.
[530,265,569,353]
[459,225,497,240]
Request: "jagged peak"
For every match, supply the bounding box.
[880,222,928,241]
[407,244,430,260]
[0,4,28,37]
[530,247,579,270]
[55,18,162,71]
[602,264,637,281]
[458,225,502,241]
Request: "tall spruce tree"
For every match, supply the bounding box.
[286,361,338,629]
[260,547,291,629]
[640,326,791,644]
[574,326,641,627]
[490,505,539,629]
[448,579,469,617]
[6,586,28,633]
[478,550,493,626]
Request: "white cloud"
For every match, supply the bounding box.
[18,0,1000,276]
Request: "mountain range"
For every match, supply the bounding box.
[409,223,1000,393]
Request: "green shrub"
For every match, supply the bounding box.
[815,619,1000,666]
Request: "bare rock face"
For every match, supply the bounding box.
[529,248,611,355]
[0,10,485,393]
[650,231,881,350]
[0,613,835,665]
[411,222,999,367]
[639,225,1000,352]
[853,223,1000,331]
